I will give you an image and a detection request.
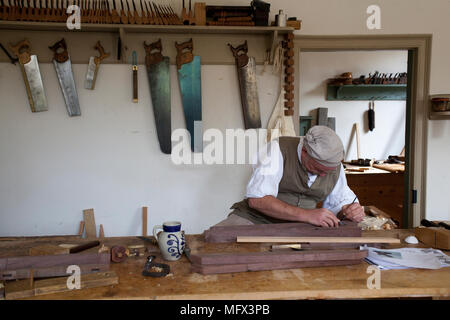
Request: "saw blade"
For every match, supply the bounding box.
[53,58,81,117]
[237,57,261,129]
[84,56,98,90]
[178,55,202,153]
[22,55,48,112]
[148,57,171,154]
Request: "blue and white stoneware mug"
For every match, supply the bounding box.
[153,221,185,261]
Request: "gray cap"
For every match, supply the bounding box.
[303,125,344,167]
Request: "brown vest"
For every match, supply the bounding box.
[231,136,340,224]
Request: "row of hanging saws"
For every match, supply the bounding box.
[5,36,294,154]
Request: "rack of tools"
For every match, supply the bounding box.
[0,0,184,25]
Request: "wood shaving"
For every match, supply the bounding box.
[165,273,173,277]
[150,266,163,272]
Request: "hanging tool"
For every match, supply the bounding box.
[139,0,148,24]
[181,0,188,24]
[126,0,134,23]
[0,42,19,64]
[228,40,262,129]
[187,0,193,24]
[144,39,171,154]
[49,38,81,116]
[111,0,120,23]
[132,0,141,24]
[132,50,138,103]
[368,101,375,131]
[85,40,110,90]
[142,255,170,277]
[9,39,48,112]
[144,0,153,24]
[175,38,203,153]
[119,0,127,23]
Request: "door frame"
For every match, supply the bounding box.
[293,35,432,227]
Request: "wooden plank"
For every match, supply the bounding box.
[83,209,97,239]
[142,207,148,237]
[236,236,400,244]
[29,245,70,256]
[190,249,368,265]
[0,253,110,280]
[204,221,361,243]
[99,225,105,239]
[78,221,85,237]
[5,271,118,300]
[191,259,364,275]
[317,107,328,126]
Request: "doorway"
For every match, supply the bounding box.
[293,35,432,228]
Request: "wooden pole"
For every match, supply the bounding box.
[237,236,400,244]
[142,206,148,236]
[355,123,361,159]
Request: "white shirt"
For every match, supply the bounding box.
[245,139,357,215]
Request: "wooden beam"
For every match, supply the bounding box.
[190,249,368,265]
[29,245,70,256]
[192,258,363,275]
[83,209,97,239]
[204,221,361,243]
[0,253,110,280]
[78,221,85,237]
[236,236,400,244]
[5,271,118,300]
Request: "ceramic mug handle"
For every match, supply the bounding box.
[153,225,163,243]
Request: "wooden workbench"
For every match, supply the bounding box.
[1,229,449,300]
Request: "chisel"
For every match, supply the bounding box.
[132,50,138,103]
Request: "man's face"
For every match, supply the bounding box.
[301,147,337,177]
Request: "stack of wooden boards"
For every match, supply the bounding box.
[191,221,399,275]
[0,242,118,300]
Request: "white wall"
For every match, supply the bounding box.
[1,0,449,236]
[300,51,407,161]
[0,62,280,236]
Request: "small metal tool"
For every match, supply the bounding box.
[339,196,358,226]
[142,255,170,277]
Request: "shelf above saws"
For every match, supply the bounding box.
[0,21,295,65]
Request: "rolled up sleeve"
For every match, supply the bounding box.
[245,140,284,199]
[322,165,358,215]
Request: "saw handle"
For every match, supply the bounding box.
[49,38,69,63]
[9,39,31,64]
[143,39,163,66]
[228,41,249,68]
[94,40,110,65]
[175,38,194,69]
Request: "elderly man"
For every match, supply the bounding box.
[216,126,365,227]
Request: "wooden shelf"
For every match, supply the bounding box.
[429,111,450,120]
[0,21,294,65]
[0,21,294,35]
[327,84,407,101]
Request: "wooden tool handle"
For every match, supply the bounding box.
[94,40,110,64]
[48,38,69,63]
[143,39,163,66]
[175,38,193,69]
[9,38,31,64]
[228,40,249,68]
[132,69,138,102]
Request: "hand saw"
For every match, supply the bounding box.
[49,38,81,117]
[85,40,110,90]
[144,39,171,154]
[175,38,203,153]
[228,41,261,129]
[9,39,48,113]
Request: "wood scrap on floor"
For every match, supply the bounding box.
[203,221,361,243]
[190,250,368,275]
[5,271,118,300]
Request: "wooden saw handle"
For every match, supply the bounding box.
[175,38,193,69]
[143,39,163,66]
[94,40,110,65]
[228,40,249,68]
[49,38,69,63]
[9,38,31,64]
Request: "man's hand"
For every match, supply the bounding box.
[305,208,341,228]
[340,203,365,222]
